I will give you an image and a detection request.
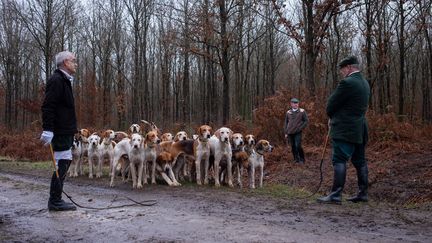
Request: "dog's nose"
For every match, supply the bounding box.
[134,145,138,149]
[183,137,186,140]
[240,141,243,145]
[224,138,228,142]
[207,135,210,138]
[157,139,161,144]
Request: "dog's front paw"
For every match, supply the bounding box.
[196,180,202,185]
[204,179,209,185]
[250,185,255,189]
[228,182,234,188]
[215,182,221,187]
[137,183,143,189]
[110,181,115,187]
[89,174,93,179]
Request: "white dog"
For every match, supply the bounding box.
[87,133,101,179]
[209,127,233,187]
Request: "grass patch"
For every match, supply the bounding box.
[246,184,311,199]
[0,160,52,170]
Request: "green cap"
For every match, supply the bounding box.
[338,56,359,68]
[290,98,299,103]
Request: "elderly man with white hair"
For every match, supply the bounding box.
[40,51,78,211]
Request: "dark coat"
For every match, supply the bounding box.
[41,69,77,135]
[326,72,370,144]
[284,108,308,135]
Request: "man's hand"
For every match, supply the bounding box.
[40,131,54,146]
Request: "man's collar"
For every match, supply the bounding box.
[347,70,360,77]
[59,68,73,81]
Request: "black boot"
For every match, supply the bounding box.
[317,163,346,205]
[347,163,368,203]
[48,160,76,211]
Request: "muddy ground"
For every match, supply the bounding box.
[1,161,431,243]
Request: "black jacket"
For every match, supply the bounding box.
[41,69,77,135]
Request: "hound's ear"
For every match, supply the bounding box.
[196,126,201,135]
[229,129,234,138]
[214,129,221,139]
[255,140,262,150]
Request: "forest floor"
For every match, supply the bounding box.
[1,154,431,243]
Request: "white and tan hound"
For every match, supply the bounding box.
[248,139,273,189]
[167,125,212,185]
[142,130,161,185]
[209,127,234,187]
[156,152,181,186]
[87,133,101,179]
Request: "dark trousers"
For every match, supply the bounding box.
[288,132,305,162]
[331,139,368,194]
[49,159,71,203]
[49,135,73,203]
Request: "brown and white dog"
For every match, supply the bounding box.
[174,131,188,142]
[220,133,249,188]
[161,133,174,142]
[142,130,161,185]
[77,128,91,175]
[99,129,116,177]
[129,124,141,134]
[167,125,212,185]
[248,139,273,189]
[156,152,181,186]
[209,127,234,187]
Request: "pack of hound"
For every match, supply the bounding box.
[69,121,273,189]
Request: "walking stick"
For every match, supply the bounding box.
[49,144,59,178]
[301,130,330,198]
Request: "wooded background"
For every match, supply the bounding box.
[1,0,431,132]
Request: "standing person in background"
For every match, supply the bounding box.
[284,98,308,163]
[40,51,78,211]
[317,55,370,204]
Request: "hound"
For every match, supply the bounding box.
[128,133,146,189]
[174,131,188,142]
[248,139,273,189]
[129,123,141,134]
[98,129,116,178]
[156,152,181,186]
[161,133,174,142]
[220,133,249,188]
[69,135,82,178]
[78,128,91,175]
[110,133,144,188]
[142,131,161,185]
[209,127,234,187]
[167,125,212,185]
[244,134,256,152]
[87,133,101,179]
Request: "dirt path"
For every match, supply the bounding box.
[1,166,431,242]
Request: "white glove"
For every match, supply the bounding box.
[40,131,54,146]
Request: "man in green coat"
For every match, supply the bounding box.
[317,56,370,204]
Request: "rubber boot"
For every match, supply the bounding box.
[317,163,346,205]
[48,159,76,211]
[347,163,368,203]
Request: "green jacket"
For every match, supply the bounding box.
[326,72,370,144]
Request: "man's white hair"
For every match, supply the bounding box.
[55,51,74,67]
